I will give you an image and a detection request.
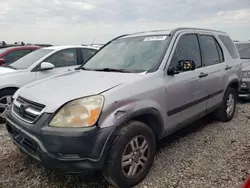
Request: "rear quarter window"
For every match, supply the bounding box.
[218,35,239,59]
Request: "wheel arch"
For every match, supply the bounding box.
[228,79,240,93]
[111,108,165,140]
[100,107,164,168]
[0,87,19,94]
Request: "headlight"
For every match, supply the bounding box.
[243,71,250,78]
[49,95,104,128]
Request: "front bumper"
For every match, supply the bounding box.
[239,79,250,98]
[6,111,113,173]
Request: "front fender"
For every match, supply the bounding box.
[97,101,165,163]
[98,99,165,131]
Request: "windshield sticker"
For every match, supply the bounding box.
[143,36,167,41]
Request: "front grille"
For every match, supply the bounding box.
[6,123,37,155]
[12,96,45,123]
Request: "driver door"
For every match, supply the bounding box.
[35,48,79,80]
[164,33,208,131]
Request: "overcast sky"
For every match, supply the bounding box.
[1,0,250,45]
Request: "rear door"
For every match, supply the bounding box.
[34,48,79,80]
[164,33,207,130]
[198,34,226,110]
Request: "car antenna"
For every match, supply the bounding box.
[91,37,96,46]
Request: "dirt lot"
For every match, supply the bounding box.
[1,102,250,188]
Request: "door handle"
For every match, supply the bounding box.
[225,65,232,70]
[199,72,208,78]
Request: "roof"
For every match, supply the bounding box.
[44,45,99,50]
[234,41,250,44]
[82,44,103,49]
[121,27,227,39]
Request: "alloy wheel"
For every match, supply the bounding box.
[226,93,235,116]
[121,135,149,178]
[0,95,12,119]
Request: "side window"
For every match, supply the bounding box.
[218,35,239,59]
[200,35,220,66]
[81,49,97,63]
[3,50,31,64]
[170,34,201,70]
[45,49,77,68]
[215,41,224,63]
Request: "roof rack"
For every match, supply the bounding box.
[116,27,226,38]
[169,27,226,36]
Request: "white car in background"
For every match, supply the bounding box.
[0,45,98,121]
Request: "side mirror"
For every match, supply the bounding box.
[177,60,196,72]
[40,62,55,71]
[167,66,179,75]
[0,58,6,65]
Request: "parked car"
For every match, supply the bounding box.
[0,45,98,121]
[0,45,41,66]
[6,28,242,187]
[234,42,250,99]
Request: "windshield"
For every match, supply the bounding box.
[235,43,250,59]
[0,48,8,54]
[83,35,170,72]
[11,48,53,69]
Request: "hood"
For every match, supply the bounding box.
[242,59,250,71]
[18,70,145,113]
[0,67,17,75]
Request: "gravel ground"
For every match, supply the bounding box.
[1,102,250,188]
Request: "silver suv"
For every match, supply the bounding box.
[6,28,242,187]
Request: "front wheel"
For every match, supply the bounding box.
[214,87,237,122]
[0,89,16,123]
[103,121,156,187]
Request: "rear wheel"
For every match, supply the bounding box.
[103,121,156,187]
[0,89,16,123]
[214,87,237,122]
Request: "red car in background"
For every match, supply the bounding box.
[0,45,40,66]
[243,176,250,188]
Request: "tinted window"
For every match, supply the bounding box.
[235,43,250,59]
[219,35,239,59]
[3,50,32,65]
[170,34,201,69]
[216,41,224,62]
[45,48,77,68]
[200,35,220,66]
[81,49,97,63]
[83,36,170,72]
[11,49,53,69]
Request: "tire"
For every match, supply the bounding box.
[102,121,156,188]
[0,88,16,123]
[214,87,237,122]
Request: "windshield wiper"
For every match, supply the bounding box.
[76,66,135,73]
[75,67,94,71]
[91,68,132,73]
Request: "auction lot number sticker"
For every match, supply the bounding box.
[144,36,167,41]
